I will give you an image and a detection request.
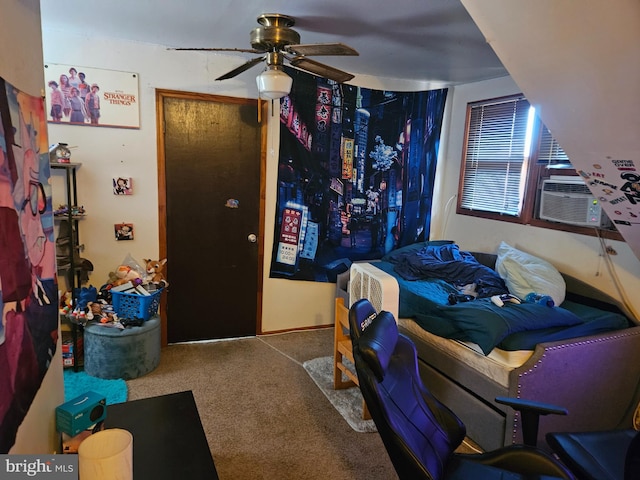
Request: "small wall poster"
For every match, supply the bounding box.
[44,63,140,129]
[113,177,133,195]
[115,223,134,241]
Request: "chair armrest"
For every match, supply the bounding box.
[495,397,568,416]
[495,396,568,447]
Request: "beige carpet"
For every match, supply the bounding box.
[125,328,397,480]
[303,356,376,433]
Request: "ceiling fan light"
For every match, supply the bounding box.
[256,67,293,100]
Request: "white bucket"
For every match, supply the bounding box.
[78,428,133,480]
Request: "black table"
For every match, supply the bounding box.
[105,390,219,479]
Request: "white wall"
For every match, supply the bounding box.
[43,36,253,295]
[1,0,64,454]
[41,28,448,332]
[433,76,640,318]
[42,28,640,333]
[463,0,640,257]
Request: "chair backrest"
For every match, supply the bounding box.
[626,430,640,480]
[348,299,466,480]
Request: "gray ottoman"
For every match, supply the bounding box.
[84,316,161,380]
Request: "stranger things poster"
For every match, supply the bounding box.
[270,69,447,282]
[43,63,140,129]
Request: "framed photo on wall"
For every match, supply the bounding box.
[115,223,134,241]
[44,63,140,129]
[113,177,133,195]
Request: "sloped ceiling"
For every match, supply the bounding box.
[39,0,507,88]
[463,0,640,258]
[40,1,639,253]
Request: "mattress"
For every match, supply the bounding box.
[398,318,532,388]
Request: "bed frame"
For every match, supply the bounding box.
[336,255,640,451]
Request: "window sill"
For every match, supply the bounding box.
[456,209,623,241]
[528,218,623,241]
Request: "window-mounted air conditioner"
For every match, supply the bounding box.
[539,178,609,227]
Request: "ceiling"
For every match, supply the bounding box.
[39,0,508,86]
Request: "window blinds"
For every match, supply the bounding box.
[460,96,530,216]
[537,124,571,166]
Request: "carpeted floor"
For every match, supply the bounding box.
[303,356,376,433]
[63,369,127,404]
[125,328,397,480]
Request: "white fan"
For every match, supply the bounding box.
[349,262,399,321]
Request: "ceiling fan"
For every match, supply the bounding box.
[171,13,359,98]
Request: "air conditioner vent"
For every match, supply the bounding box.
[542,181,590,195]
[539,179,610,228]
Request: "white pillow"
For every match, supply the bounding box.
[495,241,566,306]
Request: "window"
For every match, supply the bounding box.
[457,94,619,239]
[460,95,531,217]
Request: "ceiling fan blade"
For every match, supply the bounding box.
[215,56,266,81]
[285,43,359,56]
[170,47,262,54]
[288,56,355,83]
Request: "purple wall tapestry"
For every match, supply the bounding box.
[0,78,57,452]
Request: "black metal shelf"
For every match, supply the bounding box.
[51,162,84,371]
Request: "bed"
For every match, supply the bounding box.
[336,241,640,451]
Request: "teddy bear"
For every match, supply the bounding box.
[143,258,168,288]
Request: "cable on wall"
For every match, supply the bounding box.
[438,193,457,240]
[596,229,640,321]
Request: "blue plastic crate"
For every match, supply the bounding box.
[112,288,163,321]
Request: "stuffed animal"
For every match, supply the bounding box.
[59,290,73,315]
[143,258,168,287]
[111,264,142,287]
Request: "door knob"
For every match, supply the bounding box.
[247,234,257,243]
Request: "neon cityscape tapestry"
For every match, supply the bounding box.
[270,68,447,282]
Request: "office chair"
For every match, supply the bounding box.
[348,299,576,480]
[546,428,640,480]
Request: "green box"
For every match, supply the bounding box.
[55,391,106,437]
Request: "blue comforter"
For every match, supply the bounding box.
[373,243,629,354]
[392,244,508,298]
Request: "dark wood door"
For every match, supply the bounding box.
[158,90,264,343]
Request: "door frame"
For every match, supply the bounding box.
[155,88,267,346]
